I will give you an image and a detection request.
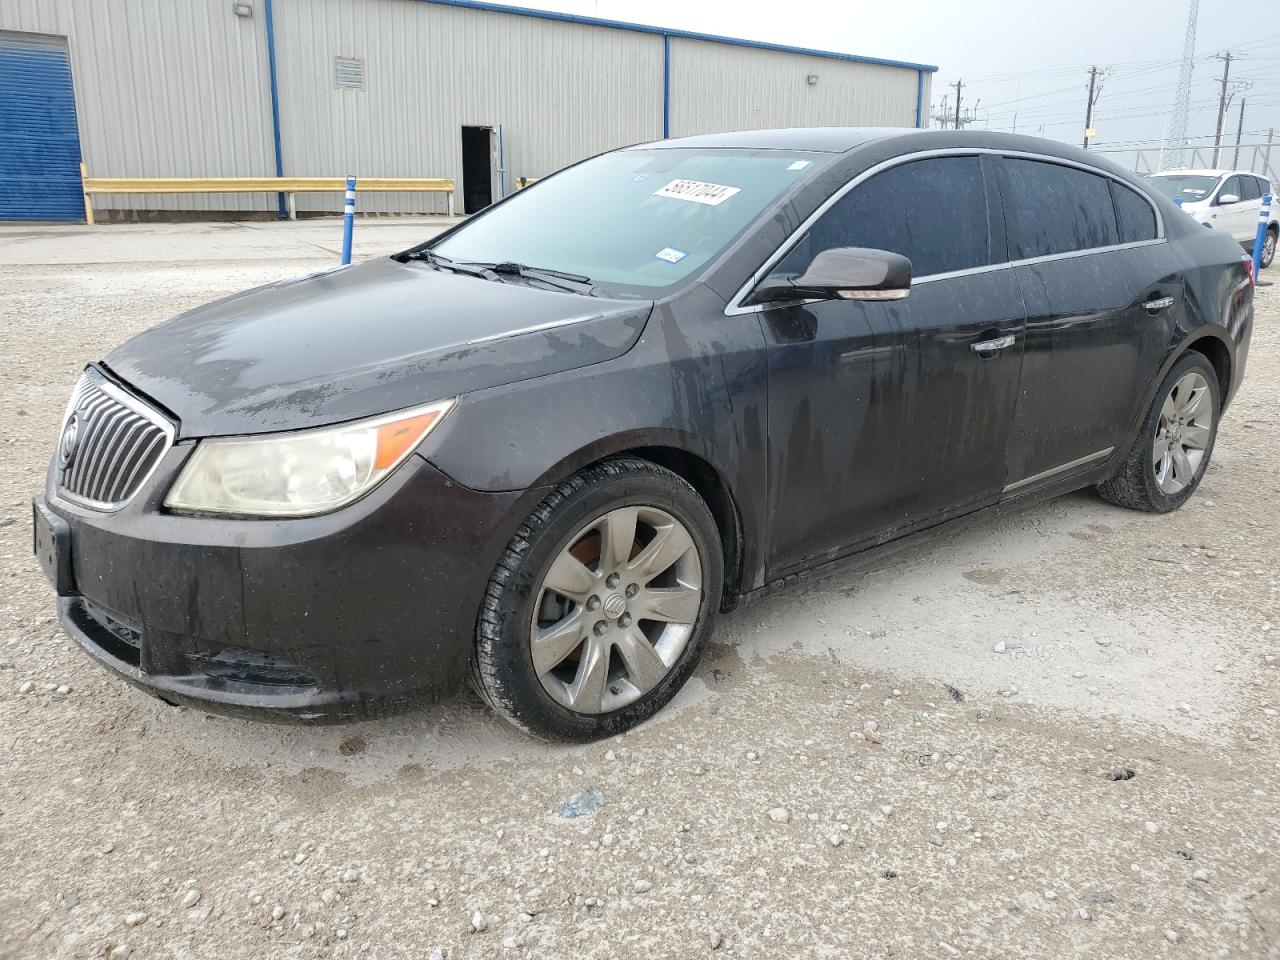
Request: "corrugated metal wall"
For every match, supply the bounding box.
[0,0,275,212]
[669,37,921,136]
[273,0,663,213]
[0,0,930,218]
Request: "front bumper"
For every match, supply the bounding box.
[39,453,537,723]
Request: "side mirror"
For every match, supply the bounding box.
[1217,193,1240,205]
[750,247,912,305]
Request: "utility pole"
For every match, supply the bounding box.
[1211,51,1234,167]
[1232,97,1246,169]
[951,79,963,131]
[1082,65,1104,150]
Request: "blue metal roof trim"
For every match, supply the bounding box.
[418,0,939,73]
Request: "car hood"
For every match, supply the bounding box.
[105,257,652,438]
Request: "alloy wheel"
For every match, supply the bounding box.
[530,506,702,714]
[1153,370,1212,495]
[1264,231,1276,268]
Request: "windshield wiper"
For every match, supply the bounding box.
[487,261,598,296]
[402,249,497,279]
[402,251,598,295]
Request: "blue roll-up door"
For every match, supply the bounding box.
[0,31,85,221]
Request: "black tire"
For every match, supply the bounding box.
[1261,225,1277,270]
[473,457,723,742]
[1097,352,1220,513]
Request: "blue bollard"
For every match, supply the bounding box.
[341,175,356,265]
[1252,193,1272,278]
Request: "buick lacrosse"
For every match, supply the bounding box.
[34,128,1253,740]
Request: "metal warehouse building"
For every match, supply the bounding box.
[0,0,936,221]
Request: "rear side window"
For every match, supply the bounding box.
[774,156,993,279]
[1238,176,1261,201]
[1258,177,1275,199]
[1003,158,1118,259]
[1111,181,1157,243]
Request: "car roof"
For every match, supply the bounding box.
[1150,169,1263,178]
[638,127,1166,159]
[635,127,901,152]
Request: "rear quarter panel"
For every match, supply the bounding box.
[1169,226,1253,405]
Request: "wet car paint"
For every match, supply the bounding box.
[38,128,1253,722]
[105,256,652,438]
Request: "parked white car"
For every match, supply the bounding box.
[1146,169,1277,268]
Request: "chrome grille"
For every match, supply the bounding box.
[56,370,173,509]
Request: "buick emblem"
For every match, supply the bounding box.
[58,413,81,469]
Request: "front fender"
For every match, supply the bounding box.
[423,289,771,589]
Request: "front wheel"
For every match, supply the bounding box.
[473,458,723,741]
[1097,352,1219,513]
[1261,226,1277,270]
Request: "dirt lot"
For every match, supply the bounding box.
[1,220,1278,960]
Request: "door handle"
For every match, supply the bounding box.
[971,334,1016,354]
[1142,296,1175,313]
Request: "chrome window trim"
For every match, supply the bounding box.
[55,368,176,513]
[725,146,1166,317]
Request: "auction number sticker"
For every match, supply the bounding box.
[654,179,741,206]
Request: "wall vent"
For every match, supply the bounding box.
[335,56,365,89]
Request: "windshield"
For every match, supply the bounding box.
[428,148,828,298]
[1145,174,1221,202]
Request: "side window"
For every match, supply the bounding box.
[1219,175,1243,201]
[1238,176,1261,201]
[1260,178,1276,199]
[774,156,993,280]
[1003,158,1119,259]
[1111,181,1158,244]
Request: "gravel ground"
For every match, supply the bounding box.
[1,224,1278,960]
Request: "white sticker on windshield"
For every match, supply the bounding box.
[654,179,741,206]
[786,160,811,171]
[654,247,687,263]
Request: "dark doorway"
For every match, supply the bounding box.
[461,126,493,214]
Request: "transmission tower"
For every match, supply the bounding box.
[1167,0,1198,168]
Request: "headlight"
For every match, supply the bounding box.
[164,398,456,517]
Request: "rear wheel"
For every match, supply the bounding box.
[473,457,722,741]
[1261,225,1277,270]
[1097,352,1219,513]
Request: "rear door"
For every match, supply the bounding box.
[758,153,1026,576]
[997,156,1179,493]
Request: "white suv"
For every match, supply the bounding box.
[1147,169,1277,268]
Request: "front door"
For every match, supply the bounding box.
[997,156,1179,489]
[760,154,1025,578]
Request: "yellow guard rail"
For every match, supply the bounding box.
[79,167,456,222]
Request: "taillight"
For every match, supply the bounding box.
[1243,254,1254,286]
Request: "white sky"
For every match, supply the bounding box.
[520,0,1280,171]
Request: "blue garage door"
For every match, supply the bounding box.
[0,31,85,221]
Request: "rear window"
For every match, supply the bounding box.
[1111,181,1158,244]
[1003,158,1118,259]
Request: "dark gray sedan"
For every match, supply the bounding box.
[34,128,1254,740]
